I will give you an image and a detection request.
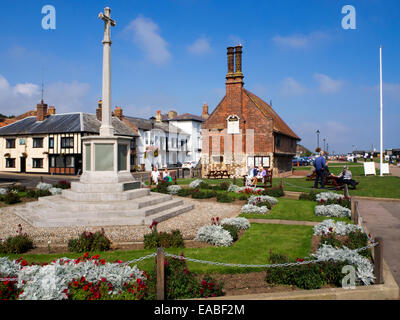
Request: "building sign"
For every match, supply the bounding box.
[227,115,239,134]
[19,139,26,145]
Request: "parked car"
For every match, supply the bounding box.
[182,161,197,169]
[292,157,308,166]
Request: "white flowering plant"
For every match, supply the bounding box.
[189,179,205,189]
[316,192,345,202]
[195,225,233,247]
[312,244,375,285]
[221,217,250,230]
[241,204,270,214]
[0,254,146,300]
[315,204,351,218]
[228,184,264,194]
[36,182,53,191]
[49,187,63,195]
[247,195,278,206]
[167,185,182,195]
[313,219,362,236]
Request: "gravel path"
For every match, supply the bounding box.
[0,197,243,246]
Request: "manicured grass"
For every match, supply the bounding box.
[240,198,351,223]
[281,176,400,199]
[0,224,313,274]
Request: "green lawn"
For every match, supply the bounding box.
[240,198,351,223]
[0,224,313,274]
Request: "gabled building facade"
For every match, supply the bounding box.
[201,45,301,177]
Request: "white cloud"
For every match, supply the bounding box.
[187,36,212,55]
[0,74,90,115]
[125,15,171,65]
[272,31,329,49]
[280,77,309,96]
[314,73,343,93]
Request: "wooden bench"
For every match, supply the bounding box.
[306,173,345,190]
[243,169,273,188]
[206,170,231,179]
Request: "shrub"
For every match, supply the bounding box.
[222,224,238,242]
[314,204,351,218]
[2,192,21,204]
[318,197,351,210]
[8,184,26,193]
[143,222,185,249]
[145,255,224,300]
[237,193,249,201]
[191,189,216,199]
[0,225,34,254]
[189,179,206,189]
[212,182,230,191]
[26,189,52,199]
[265,252,348,290]
[221,217,250,230]
[195,225,233,247]
[154,181,171,194]
[316,192,345,202]
[299,189,318,201]
[261,186,284,198]
[53,180,71,189]
[49,187,63,195]
[177,188,192,197]
[216,193,233,203]
[68,229,111,252]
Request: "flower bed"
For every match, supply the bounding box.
[0,254,145,300]
[220,217,250,230]
[314,204,351,218]
[247,195,278,206]
[316,192,345,202]
[167,185,182,195]
[195,225,233,247]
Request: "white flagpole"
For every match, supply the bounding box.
[379,45,383,176]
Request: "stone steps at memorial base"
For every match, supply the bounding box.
[61,188,149,201]
[34,193,172,211]
[144,203,195,225]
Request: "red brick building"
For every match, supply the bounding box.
[201,45,300,178]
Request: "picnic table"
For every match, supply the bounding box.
[206,170,231,179]
[306,172,345,190]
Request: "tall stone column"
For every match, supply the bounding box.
[99,7,116,136]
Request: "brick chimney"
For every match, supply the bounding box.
[168,110,178,119]
[96,100,102,121]
[225,45,244,117]
[114,106,123,120]
[155,110,162,122]
[202,103,209,120]
[47,106,56,115]
[36,100,48,121]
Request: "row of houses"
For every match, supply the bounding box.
[0,45,301,177]
[0,100,204,174]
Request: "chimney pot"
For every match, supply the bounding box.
[47,106,56,115]
[227,47,234,75]
[96,100,102,121]
[202,103,209,120]
[168,110,178,119]
[155,110,162,122]
[234,45,243,75]
[114,106,123,120]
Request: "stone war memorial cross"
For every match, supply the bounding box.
[13,7,194,228]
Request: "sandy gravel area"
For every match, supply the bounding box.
[0,197,243,246]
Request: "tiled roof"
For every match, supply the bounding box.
[0,113,137,137]
[166,113,203,122]
[244,89,300,140]
[123,116,189,135]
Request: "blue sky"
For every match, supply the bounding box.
[0,0,399,154]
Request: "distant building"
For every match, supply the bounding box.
[296,144,312,157]
[201,45,301,177]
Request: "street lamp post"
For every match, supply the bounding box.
[323,138,326,152]
[316,130,320,150]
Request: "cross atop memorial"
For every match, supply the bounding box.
[98,7,116,136]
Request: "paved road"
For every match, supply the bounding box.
[358,198,400,287]
[0,173,79,188]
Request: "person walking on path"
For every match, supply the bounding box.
[313,151,326,189]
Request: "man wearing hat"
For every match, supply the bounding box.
[313,151,326,189]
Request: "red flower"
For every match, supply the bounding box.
[72,281,79,288]
[20,260,27,267]
[100,259,106,265]
[83,252,89,258]
[92,254,99,259]
[296,258,305,262]
[80,276,86,283]
[83,285,89,291]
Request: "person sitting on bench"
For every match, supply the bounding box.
[246,165,258,186]
[254,166,266,186]
[331,166,359,189]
